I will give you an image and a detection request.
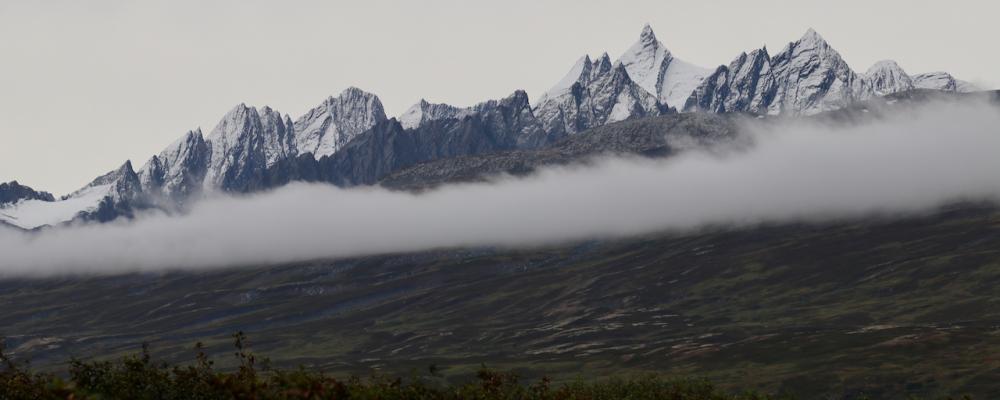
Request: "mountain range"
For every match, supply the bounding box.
[0,26,982,230]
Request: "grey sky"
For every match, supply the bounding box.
[1,0,997,195]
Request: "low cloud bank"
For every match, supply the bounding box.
[2,100,999,276]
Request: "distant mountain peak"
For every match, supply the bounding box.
[399,99,470,130]
[0,181,55,206]
[595,53,612,68]
[749,47,771,60]
[203,101,297,191]
[618,23,710,108]
[786,28,833,55]
[639,23,657,44]
[610,61,630,77]
[863,60,914,96]
[911,71,977,92]
[867,59,903,73]
[339,86,371,98]
[294,88,387,158]
[534,48,668,136]
[802,27,822,40]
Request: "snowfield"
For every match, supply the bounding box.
[0,184,110,229]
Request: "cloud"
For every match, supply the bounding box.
[1,99,999,276]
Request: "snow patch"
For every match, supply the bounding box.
[0,185,111,229]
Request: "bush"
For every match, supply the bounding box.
[0,332,947,400]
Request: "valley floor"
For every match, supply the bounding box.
[2,205,1000,398]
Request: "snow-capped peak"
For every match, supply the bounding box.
[70,160,140,201]
[911,72,978,92]
[1,160,146,229]
[639,23,655,40]
[618,24,711,108]
[593,53,612,74]
[800,28,824,46]
[138,127,210,201]
[398,99,473,130]
[203,102,296,191]
[781,28,838,58]
[548,55,592,96]
[206,103,295,169]
[864,60,914,96]
[618,25,672,97]
[293,87,387,158]
[866,60,904,75]
[0,183,112,229]
[537,53,615,106]
[767,28,867,115]
[533,47,668,137]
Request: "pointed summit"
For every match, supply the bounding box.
[639,23,656,43]
[768,28,866,115]
[866,60,904,74]
[864,60,914,96]
[796,28,831,50]
[618,24,711,108]
[138,126,211,201]
[749,46,771,60]
[592,53,613,76]
[800,28,828,44]
[610,61,631,78]
[68,159,142,209]
[337,86,373,101]
[545,55,593,97]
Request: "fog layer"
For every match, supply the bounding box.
[2,100,999,276]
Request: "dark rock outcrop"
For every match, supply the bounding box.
[0,181,55,206]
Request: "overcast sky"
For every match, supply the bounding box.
[1,0,997,195]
